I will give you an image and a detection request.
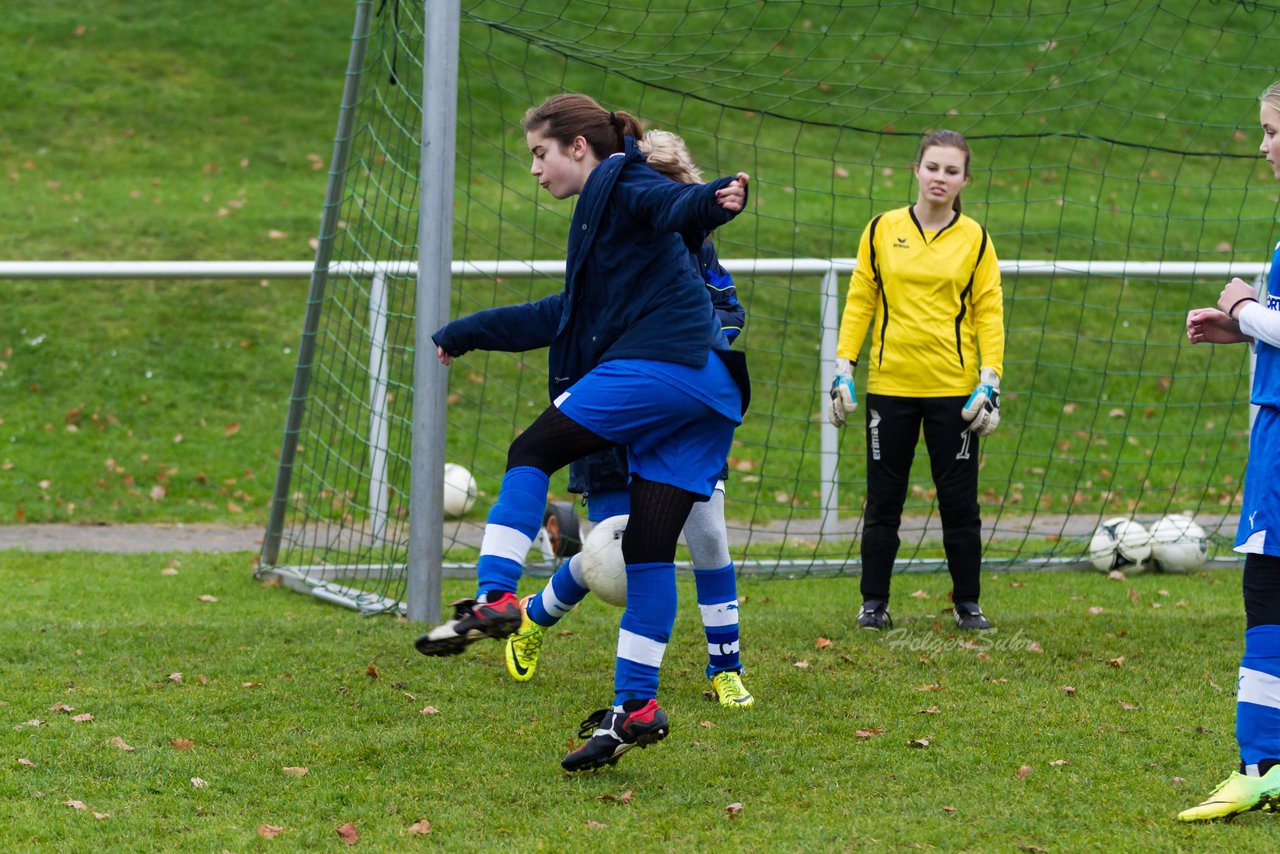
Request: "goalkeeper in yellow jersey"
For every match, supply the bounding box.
[828,129,1005,632]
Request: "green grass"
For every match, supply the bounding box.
[1,551,1274,849]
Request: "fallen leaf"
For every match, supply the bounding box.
[1107,570,1126,581]
[282,766,308,777]
[909,589,930,599]
[856,728,886,739]
[64,800,88,810]
[942,805,957,813]
[1088,607,1105,615]
[1119,701,1138,711]
[336,822,359,845]
[197,595,219,603]
[258,824,285,839]
[1049,759,1068,766]
[1016,764,1033,779]
[1027,642,1044,653]
[919,705,941,714]
[725,802,745,818]
[109,736,135,751]
[407,819,432,835]
[793,661,811,669]
[366,662,379,679]
[700,720,715,728]
[171,738,194,750]
[1061,685,1076,696]
[191,777,207,788]
[618,789,632,804]
[1107,656,1126,668]
[17,757,35,767]
[910,738,931,748]
[1127,588,1141,604]
[815,637,833,649]
[168,673,183,683]
[1204,674,1223,692]
[586,820,606,830]
[72,713,94,723]
[224,422,241,437]
[93,811,110,820]
[242,682,262,689]
[50,702,76,713]
[916,684,943,692]
[420,706,439,715]
[1171,776,1186,786]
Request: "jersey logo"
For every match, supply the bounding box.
[894,236,910,249]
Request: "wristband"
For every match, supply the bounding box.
[1229,296,1259,320]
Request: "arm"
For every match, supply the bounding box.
[619,165,745,236]
[699,241,745,343]
[1215,276,1278,346]
[432,292,564,360]
[836,220,880,362]
[970,233,1005,380]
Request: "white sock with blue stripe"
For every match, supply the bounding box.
[1238,624,1280,775]
[475,466,548,597]
[613,561,676,704]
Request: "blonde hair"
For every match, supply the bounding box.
[637,129,703,184]
[1262,81,1280,114]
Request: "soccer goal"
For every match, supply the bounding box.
[258,0,1274,617]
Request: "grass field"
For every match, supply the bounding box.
[1,551,1273,849]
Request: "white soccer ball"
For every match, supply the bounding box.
[579,514,628,607]
[442,463,477,517]
[1149,514,1208,573]
[1088,517,1151,573]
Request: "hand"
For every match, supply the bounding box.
[1187,307,1251,345]
[714,172,750,212]
[437,345,454,366]
[961,367,1000,437]
[1217,277,1258,319]
[827,357,856,427]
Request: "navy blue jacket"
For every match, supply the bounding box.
[433,137,749,409]
[568,239,743,496]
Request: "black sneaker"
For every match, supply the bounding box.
[953,601,991,631]
[857,600,892,631]
[414,593,524,656]
[561,699,670,772]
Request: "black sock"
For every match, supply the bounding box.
[621,699,648,713]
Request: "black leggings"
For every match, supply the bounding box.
[860,393,982,604]
[507,405,698,565]
[1244,552,1280,629]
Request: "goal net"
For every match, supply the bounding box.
[260,0,1276,612]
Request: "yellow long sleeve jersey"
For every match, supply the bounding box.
[836,206,1005,397]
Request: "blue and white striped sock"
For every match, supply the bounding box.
[1238,624,1280,775]
[695,562,741,678]
[613,561,676,704]
[525,553,590,627]
[474,466,548,597]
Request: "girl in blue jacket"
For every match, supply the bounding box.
[504,130,755,711]
[415,94,751,772]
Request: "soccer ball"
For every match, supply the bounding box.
[1088,517,1151,573]
[1149,514,1208,573]
[579,514,628,607]
[442,463,477,517]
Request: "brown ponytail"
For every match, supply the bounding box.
[523,93,642,159]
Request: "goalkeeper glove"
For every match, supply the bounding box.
[827,357,857,427]
[961,367,1001,436]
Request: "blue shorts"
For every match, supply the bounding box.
[556,357,740,499]
[1238,404,1280,556]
